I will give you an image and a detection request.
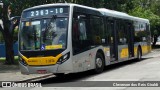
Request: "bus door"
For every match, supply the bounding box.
[127,22,134,58]
[108,20,118,61]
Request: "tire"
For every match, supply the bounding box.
[137,48,142,60]
[94,52,104,74]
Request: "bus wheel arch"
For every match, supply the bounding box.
[137,45,142,60]
[94,49,105,74]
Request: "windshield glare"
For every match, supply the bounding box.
[20,17,68,51]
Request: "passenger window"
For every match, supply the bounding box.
[79,20,87,40]
[90,16,104,45]
[117,20,127,45]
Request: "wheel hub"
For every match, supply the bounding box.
[96,58,102,68]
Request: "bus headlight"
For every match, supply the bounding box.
[57,52,70,64]
[19,57,28,66]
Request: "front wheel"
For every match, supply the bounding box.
[94,53,104,74]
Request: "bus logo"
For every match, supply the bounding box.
[41,44,45,50]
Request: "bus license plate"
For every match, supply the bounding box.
[37,70,47,74]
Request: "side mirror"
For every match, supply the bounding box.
[10,16,21,21]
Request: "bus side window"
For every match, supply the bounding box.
[104,19,111,46]
[72,19,79,41]
[79,20,87,40]
[72,14,90,55]
[90,16,104,45]
[107,20,114,45]
[118,20,127,45]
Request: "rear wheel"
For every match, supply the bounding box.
[94,52,104,73]
[137,48,142,60]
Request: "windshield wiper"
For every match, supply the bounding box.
[45,15,57,31]
[42,15,57,43]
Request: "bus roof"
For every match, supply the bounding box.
[23,3,98,12]
[23,3,149,23]
[98,8,149,23]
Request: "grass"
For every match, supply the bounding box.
[0,56,19,64]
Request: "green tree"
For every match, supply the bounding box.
[128,0,160,46]
[0,0,20,64]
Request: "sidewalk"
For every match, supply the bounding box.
[0,62,53,81]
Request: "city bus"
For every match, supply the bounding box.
[18,3,151,75]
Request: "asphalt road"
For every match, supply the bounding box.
[2,49,160,90]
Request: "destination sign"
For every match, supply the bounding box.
[22,7,69,18]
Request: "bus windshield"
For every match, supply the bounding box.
[19,17,68,51]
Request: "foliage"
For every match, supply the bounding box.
[129,6,160,35]
[127,0,160,45]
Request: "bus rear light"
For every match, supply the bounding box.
[57,52,70,64]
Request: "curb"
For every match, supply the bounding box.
[16,73,55,83]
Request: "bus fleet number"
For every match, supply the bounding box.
[30,8,64,17]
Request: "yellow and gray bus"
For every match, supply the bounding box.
[18,3,151,75]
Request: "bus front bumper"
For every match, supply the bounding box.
[19,62,59,74]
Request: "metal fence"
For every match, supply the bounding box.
[0,43,18,57]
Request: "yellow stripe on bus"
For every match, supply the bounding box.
[45,45,63,50]
[120,48,128,58]
[134,47,138,56]
[21,54,62,66]
[104,48,109,52]
[142,45,151,54]
[134,45,151,56]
